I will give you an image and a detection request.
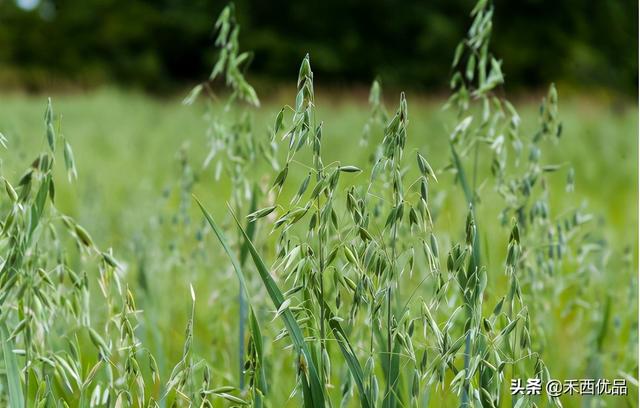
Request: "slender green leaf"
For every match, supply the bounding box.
[1,323,24,408]
[195,196,325,408]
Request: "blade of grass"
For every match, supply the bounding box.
[195,196,325,408]
[1,322,24,408]
[195,195,267,403]
[376,327,402,408]
[195,196,251,296]
[249,308,267,407]
[317,295,372,408]
[450,141,481,408]
[27,175,50,242]
[238,187,258,390]
[450,142,481,267]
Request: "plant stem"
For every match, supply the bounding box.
[461,307,471,408]
[317,194,326,384]
[238,289,246,389]
[385,168,400,408]
[462,141,480,408]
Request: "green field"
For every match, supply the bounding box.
[0,86,636,407]
[1,89,635,246]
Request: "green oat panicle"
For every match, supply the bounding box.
[183,3,259,108]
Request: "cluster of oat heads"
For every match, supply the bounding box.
[439,1,631,407]
[0,87,253,408]
[203,54,517,407]
[196,1,620,408]
[0,99,163,407]
[184,3,259,108]
[442,1,564,406]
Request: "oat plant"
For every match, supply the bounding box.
[194,1,619,407]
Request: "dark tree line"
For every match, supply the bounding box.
[0,0,636,94]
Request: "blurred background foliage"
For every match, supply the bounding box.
[0,0,637,94]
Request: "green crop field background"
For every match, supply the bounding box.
[1,90,635,247]
[0,87,636,407]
